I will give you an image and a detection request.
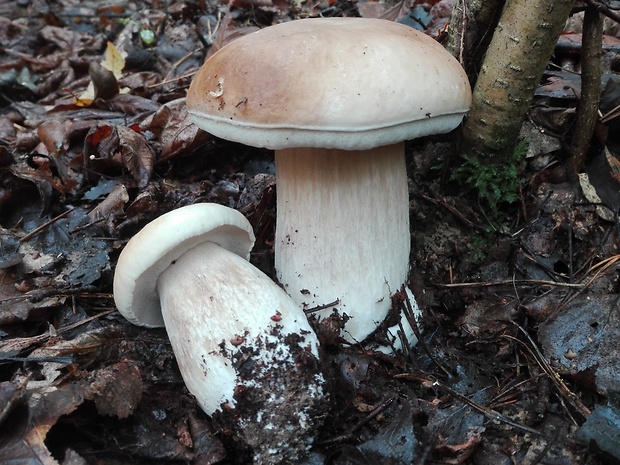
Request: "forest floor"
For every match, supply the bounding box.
[0,0,618,464]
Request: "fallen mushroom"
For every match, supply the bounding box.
[187,18,472,347]
[113,203,325,463]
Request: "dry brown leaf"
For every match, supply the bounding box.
[88,61,119,101]
[10,157,78,196]
[140,98,211,163]
[87,183,129,222]
[106,93,161,115]
[85,360,143,418]
[84,124,154,188]
[101,41,126,79]
[189,411,227,465]
[0,382,86,465]
[37,120,68,155]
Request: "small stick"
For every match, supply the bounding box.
[304,299,340,314]
[431,378,545,436]
[318,397,395,445]
[507,321,591,418]
[19,207,76,243]
[438,279,584,289]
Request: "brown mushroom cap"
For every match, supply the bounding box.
[187,17,472,151]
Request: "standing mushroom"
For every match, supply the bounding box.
[113,203,325,463]
[187,18,472,346]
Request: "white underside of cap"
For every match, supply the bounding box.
[113,203,255,328]
[188,111,467,151]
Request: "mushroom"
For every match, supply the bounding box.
[186,18,472,347]
[113,203,325,463]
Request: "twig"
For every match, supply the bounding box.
[600,102,620,124]
[0,286,107,304]
[417,193,485,231]
[318,397,395,445]
[19,207,76,243]
[431,378,545,436]
[583,0,620,23]
[146,69,197,89]
[0,308,116,361]
[567,4,603,177]
[438,279,584,289]
[557,254,620,311]
[487,374,545,409]
[507,321,591,418]
[304,299,340,314]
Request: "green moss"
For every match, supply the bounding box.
[468,231,491,264]
[454,139,528,215]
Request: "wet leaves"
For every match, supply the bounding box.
[577,393,620,462]
[539,294,620,396]
[84,124,154,188]
[85,360,143,418]
[356,401,418,464]
[140,97,212,163]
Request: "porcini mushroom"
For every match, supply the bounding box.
[187,18,472,346]
[113,203,325,463]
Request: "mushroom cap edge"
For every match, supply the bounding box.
[113,203,256,327]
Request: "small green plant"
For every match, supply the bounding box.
[454,139,528,215]
[467,231,492,264]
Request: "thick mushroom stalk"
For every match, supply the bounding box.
[113,204,325,463]
[275,144,413,343]
[157,241,325,462]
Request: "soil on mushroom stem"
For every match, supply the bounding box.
[213,325,327,464]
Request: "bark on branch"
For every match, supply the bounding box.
[568,5,603,178]
[462,0,574,163]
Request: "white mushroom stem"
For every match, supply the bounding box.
[275,143,419,345]
[156,239,325,463]
[156,240,322,415]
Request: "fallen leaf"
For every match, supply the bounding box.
[101,41,125,79]
[88,61,119,101]
[539,294,620,395]
[76,42,125,105]
[577,393,620,463]
[0,382,86,465]
[37,120,68,156]
[87,183,129,223]
[84,124,154,188]
[85,360,143,418]
[140,98,211,163]
[189,411,227,465]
